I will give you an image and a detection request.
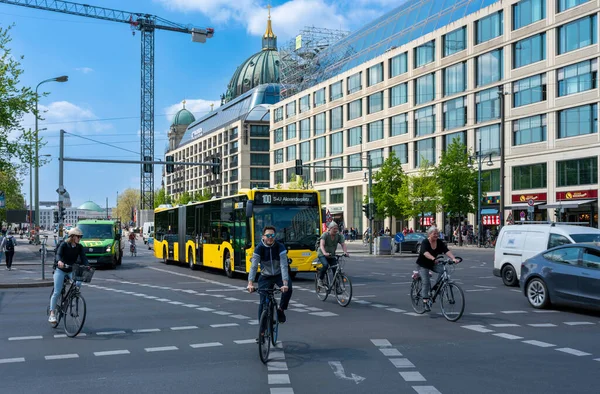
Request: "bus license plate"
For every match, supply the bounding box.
[302,252,311,256]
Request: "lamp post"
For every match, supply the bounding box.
[35,75,68,244]
[469,137,493,248]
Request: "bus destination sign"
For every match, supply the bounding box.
[255,192,317,206]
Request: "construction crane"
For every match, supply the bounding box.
[0,0,214,210]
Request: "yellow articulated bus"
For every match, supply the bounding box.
[154,189,323,279]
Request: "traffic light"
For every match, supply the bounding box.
[143,155,153,173]
[369,203,377,220]
[59,206,66,221]
[53,211,59,224]
[295,159,303,175]
[166,155,174,174]
[211,157,221,175]
[362,204,370,219]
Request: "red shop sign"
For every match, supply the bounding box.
[511,193,547,203]
[419,217,433,226]
[556,189,598,201]
[482,215,500,226]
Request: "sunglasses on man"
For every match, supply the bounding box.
[264,234,276,238]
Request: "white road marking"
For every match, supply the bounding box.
[270,388,294,394]
[371,339,392,347]
[145,346,178,352]
[268,374,291,384]
[248,320,259,325]
[0,356,25,364]
[133,328,160,333]
[171,326,198,331]
[45,354,79,360]
[354,295,376,298]
[466,289,492,292]
[8,336,43,341]
[510,289,522,293]
[462,325,494,333]
[225,297,240,301]
[97,331,126,336]
[190,342,223,348]
[304,307,323,311]
[522,340,555,348]
[210,323,239,328]
[556,348,591,356]
[94,350,130,356]
[234,339,257,344]
[564,321,595,326]
[490,324,520,328]
[197,307,214,312]
[380,348,403,356]
[400,371,426,382]
[267,361,288,371]
[501,310,528,314]
[168,301,184,305]
[474,285,496,289]
[155,298,170,302]
[291,303,307,307]
[392,282,413,285]
[412,385,442,394]
[230,315,251,320]
[372,304,388,308]
[405,312,426,317]
[328,361,366,384]
[354,300,371,304]
[148,267,242,289]
[289,308,308,312]
[469,312,495,316]
[205,288,243,292]
[309,311,338,317]
[532,310,559,313]
[353,283,366,286]
[493,333,523,340]
[270,351,285,360]
[213,311,232,315]
[387,308,407,313]
[528,324,556,327]
[389,358,415,368]
[182,304,199,308]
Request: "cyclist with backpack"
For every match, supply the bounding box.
[4,231,17,270]
[316,221,349,288]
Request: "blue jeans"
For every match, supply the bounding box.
[50,269,81,312]
[318,255,337,280]
[257,274,292,321]
[419,264,445,300]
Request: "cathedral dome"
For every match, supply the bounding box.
[172,103,195,127]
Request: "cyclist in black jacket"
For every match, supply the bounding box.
[48,227,89,324]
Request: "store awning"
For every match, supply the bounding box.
[539,199,597,209]
[481,208,498,215]
[505,202,544,209]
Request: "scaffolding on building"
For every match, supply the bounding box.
[279,26,350,100]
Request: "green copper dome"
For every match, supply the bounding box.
[172,106,196,126]
[78,201,104,212]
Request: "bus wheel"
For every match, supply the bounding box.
[189,248,197,271]
[224,252,234,278]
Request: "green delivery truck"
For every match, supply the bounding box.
[76,219,123,269]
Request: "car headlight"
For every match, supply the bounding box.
[106,246,112,252]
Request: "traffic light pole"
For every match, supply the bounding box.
[368,158,373,256]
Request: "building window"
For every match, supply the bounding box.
[513,114,547,145]
[415,138,436,167]
[415,106,435,136]
[314,137,326,159]
[314,161,326,183]
[250,139,269,152]
[367,63,383,86]
[330,106,343,131]
[476,86,501,123]
[557,157,598,186]
[513,163,547,190]
[390,83,408,107]
[286,101,296,118]
[300,141,310,162]
[558,104,598,138]
[390,143,408,164]
[348,99,362,120]
[274,107,283,122]
[476,11,503,44]
[331,158,343,180]
[250,125,269,137]
[274,170,283,184]
[286,145,296,161]
[390,113,408,137]
[368,149,384,168]
[299,95,310,113]
[415,40,435,68]
[558,15,597,54]
[250,168,269,180]
[513,33,546,68]
[286,123,297,140]
[443,96,467,130]
[443,27,466,57]
[348,126,362,147]
[367,92,384,114]
[230,141,239,154]
[314,113,326,135]
[347,153,362,172]
[558,0,591,12]
[368,120,384,142]
[314,88,326,107]
[476,124,501,156]
[444,131,466,150]
[274,149,283,164]
[557,59,598,97]
[273,128,283,143]
[444,62,466,96]
[330,131,343,155]
[477,49,503,86]
[389,52,408,77]
[513,74,546,107]
[330,81,343,101]
[230,127,239,139]
[347,72,362,94]
[415,73,435,105]
[300,118,310,140]
[481,169,500,192]
[251,153,269,166]
[330,188,343,204]
[513,0,545,30]
[286,168,296,182]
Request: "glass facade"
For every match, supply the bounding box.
[286,123,296,140]
[314,113,326,135]
[481,169,500,192]
[444,96,467,130]
[250,139,269,151]
[390,83,408,107]
[557,157,598,186]
[390,113,408,137]
[390,143,408,164]
[558,0,591,12]
[330,188,344,204]
[558,104,598,138]
[330,158,343,181]
[513,114,547,145]
[330,131,343,155]
[314,137,326,159]
[331,106,343,130]
[300,141,310,162]
[368,63,384,86]
[314,161,326,183]
[273,128,283,143]
[300,118,310,140]
[557,15,597,55]
[299,95,310,113]
[274,107,283,122]
[348,126,362,147]
[443,27,466,57]
[444,131,466,149]
[274,148,283,164]
[250,125,269,137]
[348,153,362,172]
[347,72,362,94]
[513,163,547,190]
[444,62,467,96]
[415,138,435,167]
[476,11,503,44]
[314,88,326,107]
[477,49,503,86]
[274,170,283,185]
[476,87,500,123]
[476,124,501,156]
[368,120,384,142]
[369,149,384,168]
[513,0,545,30]
[389,52,408,78]
[557,59,598,97]
[415,40,435,68]
[513,33,546,69]
[348,99,362,120]
[286,145,296,161]
[368,92,384,114]
[330,81,343,101]
[415,73,435,105]
[415,106,435,136]
[286,101,296,118]
[513,74,546,107]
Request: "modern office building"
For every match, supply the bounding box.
[271,0,600,233]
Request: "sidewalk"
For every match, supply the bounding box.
[0,238,54,289]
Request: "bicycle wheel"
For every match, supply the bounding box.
[258,309,271,364]
[315,272,329,301]
[270,302,279,347]
[63,292,87,337]
[410,279,426,314]
[335,274,352,307]
[440,282,465,322]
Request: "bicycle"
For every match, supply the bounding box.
[313,254,352,307]
[410,256,465,322]
[47,264,95,337]
[129,241,137,257]
[255,287,282,364]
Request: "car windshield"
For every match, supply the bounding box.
[78,224,114,240]
[570,233,600,243]
[253,206,320,250]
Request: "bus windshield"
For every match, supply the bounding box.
[253,206,320,250]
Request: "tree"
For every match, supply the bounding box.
[405,160,441,228]
[153,188,172,208]
[116,188,140,224]
[192,189,212,202]
[371,151,409,222]
[0,167,25,224]
[288,175,305,189]
[175,191,192,205]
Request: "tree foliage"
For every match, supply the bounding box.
[115,188,140,223]
[192,189,212,202]
[175,191,192,205]
[153,187,172,208]
[402,160,441,222]
[288,175,306,190]
[0,167,25,223]
[437,139,477,217]
[371,152,409,220]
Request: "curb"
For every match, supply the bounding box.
[0,280,53,289]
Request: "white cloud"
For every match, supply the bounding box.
[75,67,94,74]
[24,101,112,135]
[165,98,221,124]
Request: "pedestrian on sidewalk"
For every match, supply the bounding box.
[4,231,17,270]
[0,231,5,267]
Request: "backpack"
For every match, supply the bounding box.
[5,237,14,251]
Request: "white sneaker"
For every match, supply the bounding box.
[48,314,57,323]
[317,279,324,288]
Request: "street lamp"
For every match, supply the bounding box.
[35,75,68,244]
[469,137,493,248]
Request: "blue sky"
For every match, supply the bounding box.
[2,0,397,208]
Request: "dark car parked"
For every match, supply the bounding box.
[395,232,427,253]
[520,243,600,310]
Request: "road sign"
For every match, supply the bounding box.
[395,233,404,243]
[527,199,534,207]
[0,190,4,208]
[520,211,526,219]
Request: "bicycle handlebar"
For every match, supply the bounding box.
[435,256,463,264]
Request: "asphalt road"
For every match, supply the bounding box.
[1,243,599,394]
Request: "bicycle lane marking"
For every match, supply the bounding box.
[266,343,295,394]
[371,339,441,394]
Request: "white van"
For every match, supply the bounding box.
[142,222,154,245]
[493,224,600,286]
